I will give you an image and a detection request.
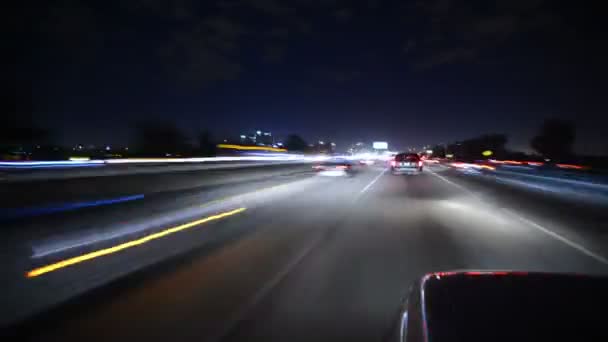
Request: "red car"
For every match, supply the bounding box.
[391,153,423,175]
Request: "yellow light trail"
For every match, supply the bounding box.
[26,208,247,278]
[216,144,287,152]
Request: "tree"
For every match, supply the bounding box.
[285,134,308,152]
[448,134,507,161]
[0,121,49,147]
[430,144,446,158]
[132,120,191,156]
[197,131,216,156]
[531,119,575,161]
[472,134,507,159]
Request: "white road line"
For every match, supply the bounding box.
[359,168,388,196]
[427,168,483,201]
[428,168,608,266]
[503,209,608,266]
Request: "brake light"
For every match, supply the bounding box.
[390,160,396,167]
[465,271,509,276]
[418,161,423,167]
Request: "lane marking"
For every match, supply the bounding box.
[429,168,608,266]
[503,209,608,266]
[26,208,247,278]
[427,168,483,201]
[358,168,388,196]
[214,222,328,342]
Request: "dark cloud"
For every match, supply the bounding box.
[330,70,362,83]
[37,2,103,52]
[408,0,562,69]
[261,45,286,63]
[402,39,416,54]
[267,27,290,39]
[243,0,294,16]
[474,14,520,37]
[335,8,353,23]
[203,15,244,41]
[163,15,244,83]
[414,47,479,70]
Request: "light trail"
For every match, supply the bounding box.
[26,208,247,278]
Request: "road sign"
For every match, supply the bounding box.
[373,142,388,150]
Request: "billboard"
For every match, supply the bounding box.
[373,141,388,150]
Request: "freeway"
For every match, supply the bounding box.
[4,164,608,341]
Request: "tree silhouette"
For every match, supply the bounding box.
[285,134,308,152]
[1,122,49,146]
[531,119,575,161]
[197,131,216,156]
[447,134,507,160]
[430,144,446,158]
[133,120,190,156]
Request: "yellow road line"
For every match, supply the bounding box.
[217,144,287,152]
[26,208,247,278]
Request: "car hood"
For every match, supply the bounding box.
[389,271,608,342]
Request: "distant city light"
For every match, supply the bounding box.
[319,141,325,145]
[69,156,91,161]
[105,146,111,151]
[256,130,262,135]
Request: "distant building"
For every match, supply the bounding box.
[239,130,273,146]
[348,142,370,155]
[312,140,335,154]
[260,131,273,146]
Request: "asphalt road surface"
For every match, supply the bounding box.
[4,164,608,341]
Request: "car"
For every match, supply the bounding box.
[388,271,608,342]
[359,159,376,166]
[313,159,355,176]
[391,153,423,175]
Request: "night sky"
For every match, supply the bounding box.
[11,1,608,154]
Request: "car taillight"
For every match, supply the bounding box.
[418,160,423,167]
[390,160,396,167]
